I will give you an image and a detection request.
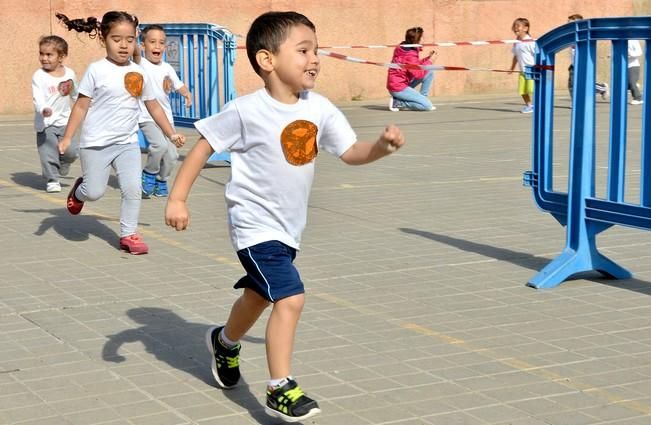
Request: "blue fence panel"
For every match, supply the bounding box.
[138,23,236,163]
[523,17,651,288]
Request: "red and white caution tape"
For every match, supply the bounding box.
[318,49,553,73]
[318,38,535,49]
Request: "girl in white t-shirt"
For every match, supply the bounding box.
[31,35,78,193]
[56,11,186,255]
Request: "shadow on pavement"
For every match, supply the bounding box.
[103,307,279,424]
[400,227,651,294]
[18,207,120,247]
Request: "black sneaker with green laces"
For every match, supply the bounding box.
[265,378,321,422]
[205,326,240,388]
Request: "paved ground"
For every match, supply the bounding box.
[2,94,651,425]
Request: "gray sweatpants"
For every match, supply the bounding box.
[140,121,178,181]
[36,125,78,181]
[628,66,642,101]
[76,142,141,237]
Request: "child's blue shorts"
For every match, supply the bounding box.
[234,240,304,302]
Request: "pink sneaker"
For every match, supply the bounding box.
[119,234,149,255]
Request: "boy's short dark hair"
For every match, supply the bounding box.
[246,11,316,75]
[141,24,165,39]
[568,14,584,21]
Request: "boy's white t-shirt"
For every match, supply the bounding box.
[628,40,643,68]
[32,66,78,132]
[137,57,185,125]
[512,35,536,72]
[195,88,357,251]
[78,58,155,148]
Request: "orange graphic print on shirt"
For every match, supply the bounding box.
[124,72,144,97]
[163,76,173,94]
[280,120,318,166]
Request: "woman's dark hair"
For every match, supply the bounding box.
[404,27,424,45]
[246,11,316,75]
[39,35,68,56]
[56,11,138,39]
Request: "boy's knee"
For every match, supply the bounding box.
[275,293,305,313]
[82,185,106,201]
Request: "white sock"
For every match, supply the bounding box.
[268,376,291,389]
[218,328,238,348]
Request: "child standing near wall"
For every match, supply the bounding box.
[135,24,192,198]
[32,35,78,193]
[509,18,536,114]
[56,11,185,254]
[165,11,405,422]
[566,14,609,101]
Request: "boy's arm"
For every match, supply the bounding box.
[509,56,518,72]
[58,95,91,154]
[177,85,193,107]
[340,124,404,165]
[165,137,214,231]
[144,99,186,147]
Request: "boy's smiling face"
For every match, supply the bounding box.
[268,24,320,98]
[142,29,166,64]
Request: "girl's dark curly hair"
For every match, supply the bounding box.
[56,11,138,39]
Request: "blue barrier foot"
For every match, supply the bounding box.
[527,246,632,289]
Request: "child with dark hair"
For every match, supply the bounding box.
[32,35,78,193]
[135,24,192,198]
[57,11,185,254]
[165,10,405,422]
[386,26,437,111]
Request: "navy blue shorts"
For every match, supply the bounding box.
[234,240,304,302]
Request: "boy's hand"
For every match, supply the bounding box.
[58,137,71,155]
[42,107,52,117]
[377,124,405,153]
[170,133,186,148]
[165,199,189,231]
[184,93,193,108]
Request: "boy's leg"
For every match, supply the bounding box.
[266,293,304,379]
[628,66,642,101]
[158,143,179,182]
[140,121,168,176]
[206,287,269,388]
[140,122,167,196]
[36,127,62,184]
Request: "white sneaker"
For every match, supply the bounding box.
[630,99,644,105]
[46,181,61,193]
[521,104,534,114]
[601,83,609,100]
[388,97,399,112]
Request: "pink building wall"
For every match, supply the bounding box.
[1,0,641,114]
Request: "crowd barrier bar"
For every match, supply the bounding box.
[523,16,651,288]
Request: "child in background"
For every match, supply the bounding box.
[566,14,609,101]
[165,11,405,422]
[509,17,536,114]
[628,39,644,105]
[56,11,185,255]
[32,35,78,193]
[135,24,192,198]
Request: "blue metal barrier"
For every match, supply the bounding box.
[523,17,651,288]
[138,23,236,163]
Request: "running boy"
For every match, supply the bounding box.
[32,35,78,193]
[165,11,405,422]
[136,25,192,198]
[509,17,536,114]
